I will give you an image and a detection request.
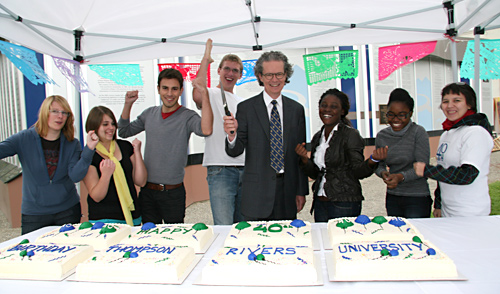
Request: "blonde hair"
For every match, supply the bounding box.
[35,95,75,141]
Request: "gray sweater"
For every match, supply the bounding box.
[375,122,430,197]
[118,105,205,185]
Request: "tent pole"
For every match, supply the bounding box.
[443,0,458,82]
[474,26,484,112]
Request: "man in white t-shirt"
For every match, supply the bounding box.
[193,39,245,225]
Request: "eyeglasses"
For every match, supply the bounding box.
[222,67,241,74]
[49,110,70,117]
[261,72,285,80]
[386,112,410,120]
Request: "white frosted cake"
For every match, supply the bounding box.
[328,215,421,245]
[36,222,131,250]
[0,239,94,280]
[76,243,195,283]
[202,245,317,285]
[125,222,213,253]
[224,220,312,247]
[332,239,458,280]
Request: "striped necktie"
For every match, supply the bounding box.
[270,100,284,172]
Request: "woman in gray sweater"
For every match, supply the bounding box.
[375,88,432,218]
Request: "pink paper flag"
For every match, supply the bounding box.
[378,41,437,80]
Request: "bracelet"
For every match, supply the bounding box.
[370,155,380,163]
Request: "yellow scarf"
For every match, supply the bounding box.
[96,140,135,226]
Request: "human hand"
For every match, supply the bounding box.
[125,90,139,105]
[86,130,99,150]
[383,173,404,189]
[372,146,388,161]
[413,162,426,177]
[295,143,308,164]
[433,209,442,218]
[223,114,238,140]
[99,159,115,178]
[131,138,142,152]
[296,195,306,213]
[203,38,214,64]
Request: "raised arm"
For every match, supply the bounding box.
[193,38,214,109]
[131,138,147,187]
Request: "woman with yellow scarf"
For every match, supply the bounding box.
[83,106,147,226]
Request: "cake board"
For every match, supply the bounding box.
[324,252,467,282]
[68,255,202,285]
[193,252,323,286]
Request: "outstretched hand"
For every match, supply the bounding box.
[203,38,214,64]
[223,114,238,141]
[295,143,308,164]
[125,90,139,105]
[372,146,388,162]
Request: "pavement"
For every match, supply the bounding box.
[1,151,499,243]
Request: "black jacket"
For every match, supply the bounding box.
[300,123,376,202]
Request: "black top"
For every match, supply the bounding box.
[87,139,141,221]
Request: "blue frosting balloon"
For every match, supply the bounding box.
[426,248,436,256]
[26,250,35,257]
[248,252,257,261]
[129,252,139,258]
[290,219,306,228]
[91,222,105,230]
[355,215,371,225]
[389,249,399,257]
[389,217,406,228]
[59,224,75,233]
[142,222,156,230]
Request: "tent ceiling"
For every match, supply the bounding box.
[0,0,499,64]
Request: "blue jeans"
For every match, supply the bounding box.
[207,166,244,225]
[313,199,361,222]
[386,192,432,218]
[21,202,81,235]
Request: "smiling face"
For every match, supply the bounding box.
[387,101,412,132]
[259,60,287,99]
[319,94,343,128]
[218,60,243,93]
[47,101,68,134]
[157,78,183,113]
[97,114,116,143]
[441,92,471,121]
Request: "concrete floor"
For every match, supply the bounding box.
[2,151,499,244]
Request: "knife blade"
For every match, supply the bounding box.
[220,80,234,134]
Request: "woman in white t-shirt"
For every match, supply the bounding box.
[414,82,493,217]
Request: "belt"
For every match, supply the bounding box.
[276,173,284,178]
[314,195,330,202]
[145,182,182,191]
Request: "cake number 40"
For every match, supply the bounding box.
[253,223,290,233]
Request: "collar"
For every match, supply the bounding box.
[263,91,282,107]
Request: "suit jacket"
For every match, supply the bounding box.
[226,92,309,219]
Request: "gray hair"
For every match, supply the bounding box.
[254,51,293,86]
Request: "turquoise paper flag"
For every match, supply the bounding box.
[460,40,500,80]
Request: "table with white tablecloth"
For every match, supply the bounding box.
[1,216,499,294]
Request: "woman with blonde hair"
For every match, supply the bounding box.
[83,106,146,226]
[0,95,98,234]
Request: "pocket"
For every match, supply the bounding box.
[207,166,223,176]
[35,181,76,207]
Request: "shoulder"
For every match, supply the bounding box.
[283,95,304,110]
[117,139,133,153]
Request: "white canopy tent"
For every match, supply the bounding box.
[1,0,499,65]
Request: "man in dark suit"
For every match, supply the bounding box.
[223,51,309,221]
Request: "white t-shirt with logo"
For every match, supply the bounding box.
[436,125,493,217]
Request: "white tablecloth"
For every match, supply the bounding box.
[1,216,499,294]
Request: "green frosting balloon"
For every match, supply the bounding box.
[192,223,208,231]
[79,222,93,230]
[380,249,390,256]
[412,236,422,243]
[372,216,388,225]
[336,219,354,230]
[235,221,251,231]
[256,254,265,261]
[19,239,29,245]
[123,252,131,258]
[19,250,27,257]
[99,225,117,234]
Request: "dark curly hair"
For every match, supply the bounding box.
[319,88,352,127]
